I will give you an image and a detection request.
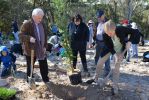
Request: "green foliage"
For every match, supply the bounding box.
[61,30,74,72]
[0,0,149,38]
[0,87,16,100]
[9,34,15,40]
[0,0,11,33]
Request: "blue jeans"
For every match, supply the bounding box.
[95,41,111,77]
[1,67,11,77]
[0,63,16,77]
[132,44,138,57]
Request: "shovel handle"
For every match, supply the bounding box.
[30,49,34,77]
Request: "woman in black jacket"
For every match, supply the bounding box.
[69,14,90,76]
[95,20,136,95]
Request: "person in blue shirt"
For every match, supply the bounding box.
[0,46,16,78]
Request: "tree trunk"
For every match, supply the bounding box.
[33,0,36,9]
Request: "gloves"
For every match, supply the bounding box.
[30,37,36,43]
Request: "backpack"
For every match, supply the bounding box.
[143,51,149,62]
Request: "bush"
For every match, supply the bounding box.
[0,87,16,100]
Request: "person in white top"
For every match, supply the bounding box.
[93,10,111,77]
[87,20,94,48]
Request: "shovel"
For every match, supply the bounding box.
[28,49,36,89]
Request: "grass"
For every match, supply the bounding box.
[0,87,16,100]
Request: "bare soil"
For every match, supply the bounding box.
[1,41,149,100]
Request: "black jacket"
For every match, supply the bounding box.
[70,22,89,42]
[69,22,89,51]
[131,29,143,44]
[103,26,136,55]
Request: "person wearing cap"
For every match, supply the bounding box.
[68,14,90,76]
[87,20,94,48]
[93,9,110,77]
[19,8,49,83]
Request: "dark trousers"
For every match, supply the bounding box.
[26,56,49,82]
[72,49,88,72]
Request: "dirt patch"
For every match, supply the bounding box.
[2,43,149,100]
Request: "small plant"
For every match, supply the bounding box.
[61,31,74,73]
[0,87,16,100]
[61,31,82,85]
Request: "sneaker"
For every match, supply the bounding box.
[126,59,130,62]
[86,79,95,84]
[43,80,49,83]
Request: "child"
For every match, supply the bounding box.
[0,46,16,78]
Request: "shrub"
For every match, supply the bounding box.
[0,87,16,100]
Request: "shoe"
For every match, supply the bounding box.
[86,79,95,84]
[44,80,49,83]
[126,59,130,62]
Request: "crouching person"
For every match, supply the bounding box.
[94,20,136,95]
[0,46,16,78]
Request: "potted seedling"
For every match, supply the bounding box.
[62,32,82,85]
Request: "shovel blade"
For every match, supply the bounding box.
[28,76,36,89]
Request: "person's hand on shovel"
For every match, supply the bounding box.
[30,36,36,43]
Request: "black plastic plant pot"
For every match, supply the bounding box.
[69,71,82,85]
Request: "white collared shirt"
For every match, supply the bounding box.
[96,22,104,41]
